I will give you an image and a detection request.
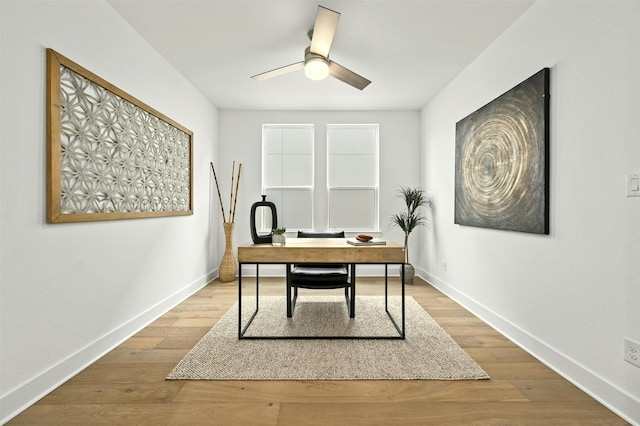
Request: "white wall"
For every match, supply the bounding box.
[4,0,637,423]
[219,110,421,275]
[0,1,219,422]
[420,1,640,423]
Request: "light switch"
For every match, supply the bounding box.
[628,173,640,197]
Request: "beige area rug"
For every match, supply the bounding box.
[166,296,489,381]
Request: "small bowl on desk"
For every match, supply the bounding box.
[356,234,373,243]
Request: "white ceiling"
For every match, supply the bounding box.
[107,0,533,110]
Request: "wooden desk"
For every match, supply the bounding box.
[237,238,406,339]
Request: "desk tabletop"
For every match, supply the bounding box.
[238,238,405,264]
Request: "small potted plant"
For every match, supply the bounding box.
[390,186,431,284]
[271,227,287,246]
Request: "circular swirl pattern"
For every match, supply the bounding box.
[455,72,547,233]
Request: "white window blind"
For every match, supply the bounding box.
[327,124,379,231]
[262,125,314,230]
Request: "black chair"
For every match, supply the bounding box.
[286,231,355,318]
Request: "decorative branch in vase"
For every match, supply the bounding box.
[390,186,431,284]
[211,161,242,282]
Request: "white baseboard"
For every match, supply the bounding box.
[7,267,635,425]
[0,270,216,425]
[417,267,640,426]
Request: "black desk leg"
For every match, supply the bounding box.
[349,263,356,318]
[384,263,406,339]
[384,264,388,311]
[401,263,405,338]
[238,263,242,339]
[256,263,260,312]
[238,263,260,340]
[286,264,292,317]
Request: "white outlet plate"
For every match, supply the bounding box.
[627,173,640,197]
[624,338,640,367]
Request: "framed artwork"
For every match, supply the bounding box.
[455,68,550,234]
[46,48,193,223]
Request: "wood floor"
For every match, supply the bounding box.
[9,277,628,425]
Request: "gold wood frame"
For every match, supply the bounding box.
[46,48,193,223]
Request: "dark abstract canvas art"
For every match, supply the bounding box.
[455,68,549,234]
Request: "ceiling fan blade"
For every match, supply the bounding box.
[310,6,340,57]
[251,61,304,81]
[329,61,371,90]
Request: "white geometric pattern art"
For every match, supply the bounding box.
[58,65,191,214]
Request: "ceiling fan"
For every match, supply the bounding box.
[251,5,371,90]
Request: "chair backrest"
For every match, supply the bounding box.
[296,231,345,268]
[297,231,345,239]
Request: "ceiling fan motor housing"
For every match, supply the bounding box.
[304,46,330,80]
[251,5,370,89]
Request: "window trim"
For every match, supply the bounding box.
[326,123,380,233]
[261,124,315,231]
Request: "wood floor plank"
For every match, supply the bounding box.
[451,333,519,348]
[96,348,189,364]
[116,337,165,350]
[172,379,528,404]
[68,363,177,383]
[155,334,208,349]
[438,324,506,337]
[480,361,563,380]
[134,326,212,339]
[510,379,598,402]
[276,401,628,426]
[9,403,280,425]
[38,381,185,405]
[159,309,221,319]
[464,347,539,363]
[170,317,219,328]
[7,278,628,425]
[146,317,178,328]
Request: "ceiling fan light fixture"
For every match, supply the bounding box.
[251,7,370,90]
[304,56,329,80]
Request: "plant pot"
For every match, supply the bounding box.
[401,263,415,284]
[272,233,286,246]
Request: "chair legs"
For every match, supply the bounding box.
[286,264,355,318]
[288,285,353,317]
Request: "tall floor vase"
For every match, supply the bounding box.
[219,222,237,282]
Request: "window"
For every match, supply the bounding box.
[261,123,379,233]
[327,124,379,231]
[262,124,314,231]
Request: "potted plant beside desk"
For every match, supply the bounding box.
[390,186,431,284]
[272,227,287,246]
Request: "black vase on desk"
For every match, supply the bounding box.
[250,195,278,244]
